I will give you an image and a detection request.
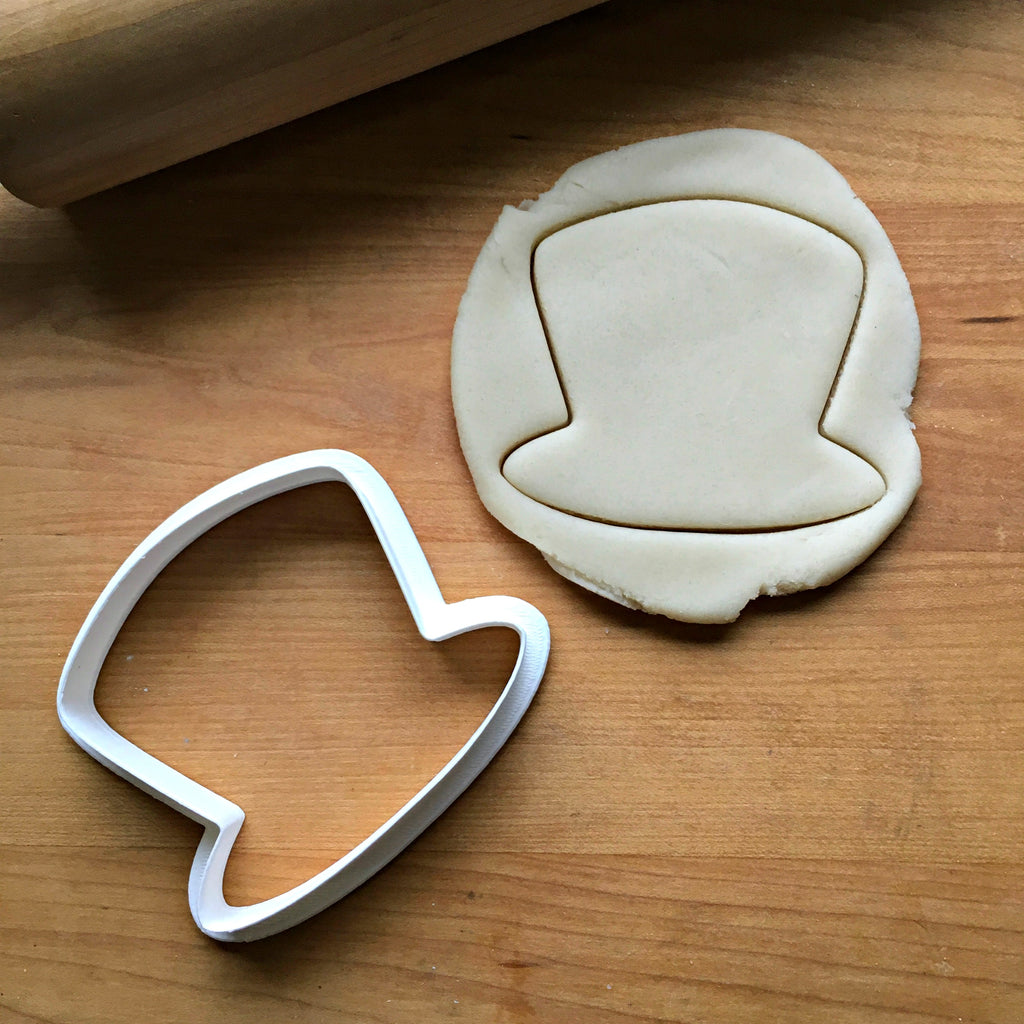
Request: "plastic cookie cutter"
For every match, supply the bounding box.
[56,449,550,942]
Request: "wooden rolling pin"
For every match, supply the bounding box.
[0,0,601,207]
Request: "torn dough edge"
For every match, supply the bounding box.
[451,129,921,623]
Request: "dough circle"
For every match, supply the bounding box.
[451,129,921,623]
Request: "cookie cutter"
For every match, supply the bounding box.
[56,449,550,942]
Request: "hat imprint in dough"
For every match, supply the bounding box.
[500,198,886,531]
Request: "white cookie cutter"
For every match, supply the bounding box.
[57,449,550,942]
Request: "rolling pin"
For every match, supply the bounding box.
[0,0,602,207]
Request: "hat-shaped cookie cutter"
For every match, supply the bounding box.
[57,450,550,941]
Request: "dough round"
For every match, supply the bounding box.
[451,129,921,623]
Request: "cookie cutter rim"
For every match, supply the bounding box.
[56,449,550,942]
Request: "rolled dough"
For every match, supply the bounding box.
[451,130,921,623]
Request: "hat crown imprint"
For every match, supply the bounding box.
[502,198,885,531]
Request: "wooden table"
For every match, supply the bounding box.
[3,1,1022,1020]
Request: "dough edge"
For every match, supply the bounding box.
[451,128,921,623]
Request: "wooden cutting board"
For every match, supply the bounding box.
[1,1,1022,1021]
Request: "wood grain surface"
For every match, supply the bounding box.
[2,1,1022,1021]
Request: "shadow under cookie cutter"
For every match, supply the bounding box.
[56,449,550,942]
